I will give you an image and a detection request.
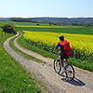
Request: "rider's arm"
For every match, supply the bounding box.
[53,43,60,52]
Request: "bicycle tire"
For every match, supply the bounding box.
[53,59,61,74]
[65,64,75,81]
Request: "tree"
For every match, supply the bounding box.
[49,22,51,26]
[84,23,89,27]
[37,24,40,25]
[89,22,93,26]
[1,23,17,34]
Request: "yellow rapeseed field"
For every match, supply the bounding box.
[23,31,93,60]
[16,25,67,28]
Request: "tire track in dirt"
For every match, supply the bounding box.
[4,33,93,93]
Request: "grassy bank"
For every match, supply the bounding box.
[0,31,41,92]
[17,35,93,72]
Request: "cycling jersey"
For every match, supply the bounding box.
[55,39,72,58]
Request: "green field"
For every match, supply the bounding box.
[0,21,49,26]
[1,21,93,35]
[17,26,93,35]
[0,21,93,92]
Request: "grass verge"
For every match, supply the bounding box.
[0,32,42,93]
[17,35,58,59]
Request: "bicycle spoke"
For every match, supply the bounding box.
[54,59,61,74]
[65,64,75,80]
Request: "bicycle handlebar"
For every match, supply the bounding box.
[52,51,61,54]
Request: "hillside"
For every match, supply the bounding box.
[0,17,93,24]
[29,17,93,23]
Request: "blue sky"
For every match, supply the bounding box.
[0,0,93,18]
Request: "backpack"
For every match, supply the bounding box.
[59,40,72,56]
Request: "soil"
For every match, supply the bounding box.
[3,33,93,93]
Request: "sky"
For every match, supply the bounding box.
[0,0,93,18]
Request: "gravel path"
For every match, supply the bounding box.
[3,33,93,93]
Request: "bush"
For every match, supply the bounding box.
[1,23,17,34]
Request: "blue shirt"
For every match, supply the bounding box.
[55,42,60,49]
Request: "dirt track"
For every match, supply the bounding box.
[3,33,93,93]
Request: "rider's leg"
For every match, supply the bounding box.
[60,59,65,72]
[65,58,67,65]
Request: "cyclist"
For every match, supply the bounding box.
[52,35,72,73]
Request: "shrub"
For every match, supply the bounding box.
[1,23,17,34]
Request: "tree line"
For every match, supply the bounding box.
[10,18,42,23]
[10,17,93,27]
[49,21,93,27]
[70,22,93,27]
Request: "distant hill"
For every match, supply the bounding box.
[28,17,93,24]
[1,17,93,24]
[0,17,10,21]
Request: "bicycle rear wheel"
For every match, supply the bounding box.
[65,64,75,80]
[53,59,61,74]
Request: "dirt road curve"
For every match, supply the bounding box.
[4,33,93,93]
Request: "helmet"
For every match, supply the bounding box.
[59,35,64,40]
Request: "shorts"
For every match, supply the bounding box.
[61,52,69,60]
[60,46,69,60]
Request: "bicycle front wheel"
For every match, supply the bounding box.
[53,59,61,74]
[65,64,75,80]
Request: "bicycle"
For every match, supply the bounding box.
[53,51,75,81]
